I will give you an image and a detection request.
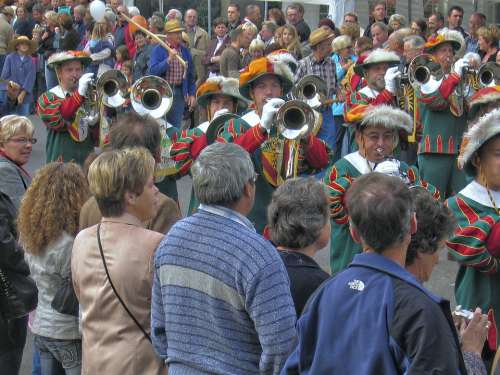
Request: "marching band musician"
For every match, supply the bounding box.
[169,76,248,211]
[217,54,332,233]
[37,50,95,165]
[416,29,469,199]
[468,85,500,122]
[324,105,439,274]
[343,49,401,152]
[447,109,500,354]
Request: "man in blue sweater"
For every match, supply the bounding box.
[282,173,467,374]
[151,142,297,374]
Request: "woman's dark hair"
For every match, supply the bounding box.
[405,187,456,266]
[267,8,285,26]
[413,18,427,35]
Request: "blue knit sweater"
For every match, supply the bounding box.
[151,205,297,375]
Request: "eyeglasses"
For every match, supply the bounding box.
[8,137,37,145]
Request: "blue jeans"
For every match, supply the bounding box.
[44,63,59,91]
[166,86,185,128]
[34,335,81,375]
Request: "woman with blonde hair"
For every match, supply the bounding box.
[71,147,166,374]
[17,162,90,374]
[0,116,34,210]
[281,24,302,60]
[477,25,500,63]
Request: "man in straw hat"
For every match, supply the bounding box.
[215,53,331,233]
[295,27,336,151]
[170,76,248,212]
[416,28,470,199]
[1,36,37,115]
[37,50,94,165]
[149,18,195,129]
[447,108,500,354]
[324,105,439,274]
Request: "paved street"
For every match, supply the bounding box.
[19,115,459,374]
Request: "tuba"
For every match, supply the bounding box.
[130,76,175,182]
[97,69,129,108]
[292,75,328,109]
[477,62,500,88]
[130,76,173,119]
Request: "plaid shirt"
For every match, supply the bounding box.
[295,54,337,98]
[165,46,184,86]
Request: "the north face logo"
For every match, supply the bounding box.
[348,279,365,291]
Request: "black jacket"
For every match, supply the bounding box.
[279,251,329,316]
[0,192,29,352]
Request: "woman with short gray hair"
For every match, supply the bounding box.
[267,177,330,315]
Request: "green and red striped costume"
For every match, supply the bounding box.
[416,74,468,198]
[446,181,500,349]
[36,88,94,165]
[324,151,440,274]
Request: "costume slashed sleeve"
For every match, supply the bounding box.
[324,163,353,225]
[417,73,461,111]
[344,90,393,123]
[446,197,500,274]
[302,134,332,170]
[170,128,207,175]
[406,165,441,200]
[37,90,84,132]
[217,118,266,154]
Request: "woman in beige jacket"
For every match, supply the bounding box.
[72,148,167,375]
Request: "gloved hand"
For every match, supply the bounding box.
[78,73,95,97]
[213,108,229,119]
[453,58,469,77]
[384,66,401,94]
[260,98,285,131]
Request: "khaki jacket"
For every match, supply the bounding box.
[188,26,209,86]
[79,193,180,234]
[72,216,167,375]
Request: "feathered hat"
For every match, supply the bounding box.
[458,108,500,175]
[468,85,500,119]
[48,50,92,68]
[196,77,248,108]
[425,28,465,56]
[358,105,413,133]
[239,53,296,100]
[353,49,400,76]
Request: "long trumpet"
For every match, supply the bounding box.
[407,54,444,88]
[476,62,500,88]
[275,100,316,140]
[97,69,129,107]
[130,76,173,119]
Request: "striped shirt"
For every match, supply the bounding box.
[151,205,297,374]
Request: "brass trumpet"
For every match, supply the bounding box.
[130,76,173,119]
[275,100,316,140]
[97,69,129,107]
[292,75,329,109]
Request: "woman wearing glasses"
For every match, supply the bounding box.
[0,115,35,210]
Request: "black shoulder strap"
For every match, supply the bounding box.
[96,223,151,343]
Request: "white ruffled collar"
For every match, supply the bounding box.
[344,151,376,174]
[241,110,260,127]
[460,180,500,209]
[359,86,380,99]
